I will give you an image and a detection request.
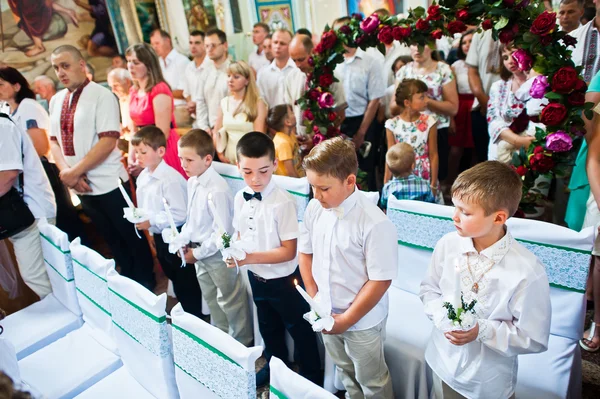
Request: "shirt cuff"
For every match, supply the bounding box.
[98,130,121,139]
[477,319,494,342]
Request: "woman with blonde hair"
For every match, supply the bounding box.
[126,43,186,177]
[213,60,268,163]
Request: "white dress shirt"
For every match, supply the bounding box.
[420,230,551,399]
[0,116,56,219]
[233,179,299,279]
[195,59,230,130]
[256,57,298,107]
[180,165,234,261]
[49,82,127,196]
[160,49,190,106]
[180,57,211,101]
[382,41,410,87]
[334,49,386,117]
[284,68,347,135]
[136,160,187,234]
[298,189,398,331]
[248,47,271,72]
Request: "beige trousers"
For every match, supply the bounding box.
[195,253,253,346]
[9,218,55,298]
[174,105,193,128]
[322,319,393,399]
[432,373,515,399]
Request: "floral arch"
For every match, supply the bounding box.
[299,1,592,211]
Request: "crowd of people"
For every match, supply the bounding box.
[2,0,600,397]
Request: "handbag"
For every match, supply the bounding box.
[0,113,35,239]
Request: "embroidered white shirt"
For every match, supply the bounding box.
[570,20,600,82]
[136,160,187,234]
[180,164,234,261]
[159,49,190,106]
[195,59,230,130]
[419,229,551,399]
[233,180,299,279]
[257,57,298,107]
[299,189,398,331]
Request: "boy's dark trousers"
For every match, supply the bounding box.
[248,267,322,385]
[153,232,204,319]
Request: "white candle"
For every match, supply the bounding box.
[207,192,227,233]
[294,279,322,315]
[451,258,462,310]
[118,179,135,209]
[162,198,178,235]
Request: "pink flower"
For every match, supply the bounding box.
[312,133,326,146]
[318,92,335,108]
[359,13,380,34]
[512,49,533,72]
[545,131,573,152]
[302,109,314,121]
[530,75,549,99]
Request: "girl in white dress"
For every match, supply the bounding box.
[385,79,443,203]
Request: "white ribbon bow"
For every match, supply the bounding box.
[327,206,344,220]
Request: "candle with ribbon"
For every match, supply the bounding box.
[294,279,323,317]
[118,179,135,209]
[163,198,186,267]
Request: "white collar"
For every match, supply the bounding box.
[269,57,296,72]
[194,164,217,188]
[344,49,365,64]
[326,187,359,220]
[458,227,513,264]
[147,160,170,180]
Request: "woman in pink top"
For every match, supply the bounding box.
[126,43,186,178]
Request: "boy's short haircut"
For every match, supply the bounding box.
[236,131,275,161]
[178,129,214,157]
[386,143,415,177]
[302,137,358,181]
[131,126,166,150]
[452,161,523,216]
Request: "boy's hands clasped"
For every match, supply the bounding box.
[445,323,479,346]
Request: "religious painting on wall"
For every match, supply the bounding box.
[255,0,294,32]
[346,0,405,16]
[135,0,161,43]
[182,0,218,33]
[1,0,122,83]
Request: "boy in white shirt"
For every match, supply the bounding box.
[420,161,551,399]
[177,129,252,345]
[130,126,204,317]
[298,137,397,399]
[229,132,321,386]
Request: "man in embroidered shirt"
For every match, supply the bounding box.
[286,34,347,140]
[257,29,298,107]
[150,29,192,126]
[248,22,271,74]
[48,45,155,290]
[381,143,435,209]
[181,30,210,125]
[420,161,551,399]
[195,28,230,133]
[570,0,600,82]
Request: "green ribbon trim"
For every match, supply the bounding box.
[112,320,141,345]
[75,287,111,316]
[172,323,241,368]
[44,258,73,282]
[108,287,166,323]
[72,258,107,282]
[549,283,585,294]
[389,208,452,221]
[270,386,287,399]
[40,232,69,254]
[219,174,310,198]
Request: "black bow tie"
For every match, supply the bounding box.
[243,191,262,201]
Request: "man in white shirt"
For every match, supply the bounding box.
[559,0,584,33]
[570,0,600,82]
[33,75,57,110]
[257,29,297,107]
[48,45,155,290]
[332,17,386,191]
[0,113,56,298]
[180,30,210,124]
[286,34,347,138]
[150,29,192,127]
[466,30,501,163]
[195,28,230,133]
[248,22,271,74]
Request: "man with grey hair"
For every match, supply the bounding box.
[33,76,57,109]
[107,68,133,134]
[48,45,155,289]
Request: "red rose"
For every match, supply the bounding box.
[530,11,557,36]
[427,5,442,21]
[503,0,515,6]
[552,66,578,93]
[456,9,469,21]
[562,34,577,47]
[516,166,528,176]
[316,31,337,54]
[327,126,341,137]
[339,25,352,35]
[540,103,568,126]
[482,19,493,30]
[448,21,467,35]
[529,152,555,173]
[393,26,412,41]
[568,91,586,106]
[540,35,553,46]
[573,79,587,92]
[416,19,430,32]
[328,111,337,122]
[319,74,334,87]
[533,145,544,154]
[431,29,443,40]
[499,27,516,44]
[303,110,314,121]
[377,26,394,45]
[308,89,320,101]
